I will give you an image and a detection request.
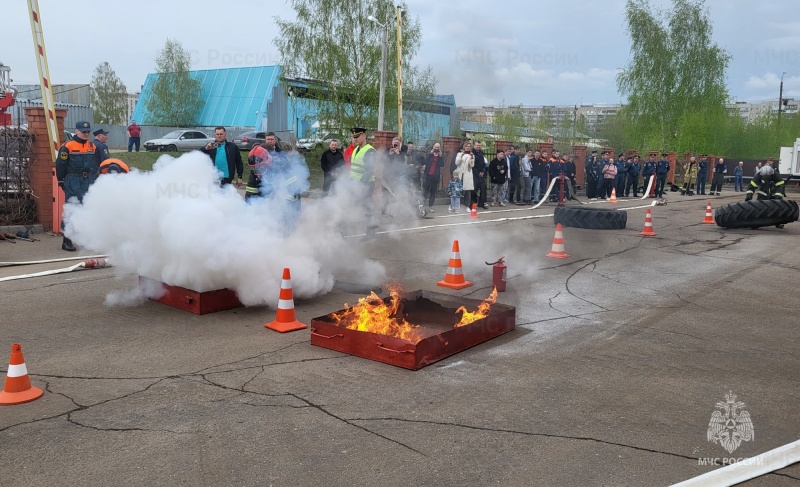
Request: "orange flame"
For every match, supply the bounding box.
[454,287,498,327]
[331,288,423,342]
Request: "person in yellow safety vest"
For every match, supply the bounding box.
[349,127,381,240]
[349,127,377,183]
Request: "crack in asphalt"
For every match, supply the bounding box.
[349,416,699,461]
[287,393,426,456]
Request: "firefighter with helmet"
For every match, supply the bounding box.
[745,161,788,228]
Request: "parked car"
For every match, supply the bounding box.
[297,132,342,151]
[144,130,213,152]
[232,131,266,150]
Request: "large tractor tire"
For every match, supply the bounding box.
[553,206,627,230]
[714,199,799,229]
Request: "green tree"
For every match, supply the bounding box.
[144,39,204,127]
[575,114,589,138]
[535,107,553,134]
[274,0,436,137]
[90,62,128,125]
[615,0,730,152]
[494,102,525,144]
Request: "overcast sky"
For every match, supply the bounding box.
[4,0,799,107]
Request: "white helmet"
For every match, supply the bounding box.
[759,166,774,177]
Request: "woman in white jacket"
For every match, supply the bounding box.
[455,141,475,212]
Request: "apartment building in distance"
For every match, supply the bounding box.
[459,104,620,138]
[460,98,799,136]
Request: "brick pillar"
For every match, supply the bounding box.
[704,154,714,186]
[537,142,553,155]
[372,130,396,151]
[442,136,463,185]
[495,140,512,154]
[669,152,680,184]
[572,145,587,187]
[25,107,66,229]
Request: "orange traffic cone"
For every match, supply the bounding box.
[0,343,43,406]
[265,268,308,333]
[546,224,570,259]
[639,208,657,236]
[609,188,618,203]
[702,202,714,224]
[437,240,473,289]
[469,203,478,218]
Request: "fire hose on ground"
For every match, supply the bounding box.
[0,258,110,282]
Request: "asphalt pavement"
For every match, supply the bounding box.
[1,191,799,486]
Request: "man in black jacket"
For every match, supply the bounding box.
[201,126,243,187]
[420,142,445,211]
[472,141,488,209]
[488,150,508,206]
[320,139,345,196]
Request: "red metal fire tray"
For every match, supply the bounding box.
[310,290,515,370]
[139,276,243,315]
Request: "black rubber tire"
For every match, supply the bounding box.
[715,199,799,229]
[553,206,627,230]
[166,144,177,152]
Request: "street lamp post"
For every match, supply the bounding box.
[396,5,404,139]
[368,16,388,131]
[778,72,786,137]
[571,97,583,149]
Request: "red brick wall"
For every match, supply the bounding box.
[372,130,396,151]
[25,107,66,229]
[572,145,587,187]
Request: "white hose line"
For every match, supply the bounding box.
[529,178,559,210]
[670,438,800,487]
[641,175,655,199]
[0,255,107,267]
[0,259,110,282]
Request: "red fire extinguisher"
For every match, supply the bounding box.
[486,256,507,292]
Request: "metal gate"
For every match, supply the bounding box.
[0,124,36,226]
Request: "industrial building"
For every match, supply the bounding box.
[130,65,457,143]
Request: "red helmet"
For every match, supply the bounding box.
[248,145,272,176]
[99,158,130,175]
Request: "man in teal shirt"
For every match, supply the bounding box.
[201,126,243,187]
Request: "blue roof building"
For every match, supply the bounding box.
[131,66,457,143]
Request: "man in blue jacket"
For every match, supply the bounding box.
[656,153,671,197]
[696,155,709,195]
[625,155,641,197]
[641,154,656,196]
[614,153,626,197]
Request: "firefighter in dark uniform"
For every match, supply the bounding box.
[614,153,626,197]
[55,121,99,251]
[92,128,111,165]
[656,153,670,197]
[245,145,272,201]
[585,149,598,199]
[625,155,640,197]
[696,155,709,195]
[642,154,656,196]
[746,163,787,227]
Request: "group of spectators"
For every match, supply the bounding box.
[447,142,581,212]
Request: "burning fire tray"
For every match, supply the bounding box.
[310,290,515,370]
[139,276,243,315]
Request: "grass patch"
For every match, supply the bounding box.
[110,149,324,190]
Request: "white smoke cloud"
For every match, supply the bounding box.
[63,151,391,307]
